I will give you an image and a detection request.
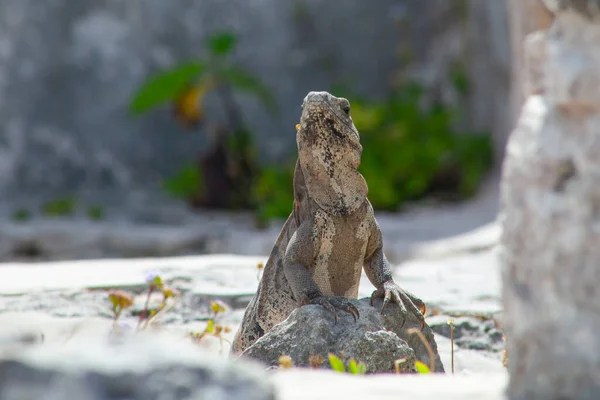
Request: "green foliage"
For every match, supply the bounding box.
[327,353,346,373]
[162,165,204,200]
[129,62,205,115]
[207,32,237,56]
[450,63,469,95]
[42,197,77,217]
[415,360,431,374]
[327,353,367,374]
[217,66,278,114]
[347,358,367,375]
[129,31,277,117]
[87,206,105,221]
[347,81,492,211]
[11,209,31,222]
[253,163,295,225]
[253,80,493,221]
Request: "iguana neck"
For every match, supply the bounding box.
[296,143,368,217]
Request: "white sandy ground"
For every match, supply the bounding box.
[273,369,507,400]
[0,311,508,400]
[0,178,507,398]
[0,243,501,314]
[0,240,504,370]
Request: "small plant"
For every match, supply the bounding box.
[106,271,181,340]
[108,290,134,328]
[41,197,77,217]
[256,261,265,280]
[327,353,367,374]
[308,354,324,368]
[406,327,436,373]
[501,335,509,368]
[190,300,232,352]
[162,165,204,202]
[394,358,408,373]
[448,318,455,374]
[130,31,277,212]
[86,206,105,221]
[11,209,31,222]
[414,361,431,374]
[278,355,294,369]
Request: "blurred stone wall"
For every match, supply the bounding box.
[0,0,510,206]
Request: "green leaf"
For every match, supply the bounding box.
[162,165,203,200]
[218,66,278,114]
[87,206,105,221]
[205,319,215,333]
[207,32,237,56]
[328,353,346,373]
[415,361,431,374]
[347,358,359,374]
[42,197,77,217]
[357,362,367,375]
[129,62,205,115]
[12,209,31,222]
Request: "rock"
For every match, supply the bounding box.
[0,332,274,400]
[0,1,511,200]
[501,3,600,399]
[428,315,505,352]
[241,297,444,373]
[543,0,600,20]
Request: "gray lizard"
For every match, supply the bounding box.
[231,91,426,355]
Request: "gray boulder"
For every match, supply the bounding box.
[501,2,600,398]
[241,297,444,374]
[0,332,274,400]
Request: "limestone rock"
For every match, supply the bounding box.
[241,297,444,374]
[0,332,274,400]
[0,1,510,200]
[501,3,600,398]
[428,315,505,352]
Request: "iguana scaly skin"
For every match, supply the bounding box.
[231,91,425,354]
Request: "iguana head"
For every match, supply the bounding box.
[296,91,368,216]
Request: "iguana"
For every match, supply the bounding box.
[231,91,426,354]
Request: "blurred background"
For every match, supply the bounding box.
[0,0,514,262]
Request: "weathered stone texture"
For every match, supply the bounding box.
[501,2,600,398]
[0,0,510,204]
[241,298,444,374]
[0,333,275,400]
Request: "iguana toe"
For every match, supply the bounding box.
[309,296,360,323]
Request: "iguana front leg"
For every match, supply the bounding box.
[364,223,426,329]
[283,222,359,322]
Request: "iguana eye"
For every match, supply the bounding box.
[342,104,350,115]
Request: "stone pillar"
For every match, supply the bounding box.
[500,1,600,399]
[507,0,554,124]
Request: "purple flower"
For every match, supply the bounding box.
[145,270,160,284]
[117,321,132,330]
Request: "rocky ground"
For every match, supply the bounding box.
[0,178,508,398]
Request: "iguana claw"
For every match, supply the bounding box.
[309,295,360,324]
[371,281,426,331]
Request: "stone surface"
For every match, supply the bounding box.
[241,298,444,373]
[501,4,600,399]
[0,0,510,202]
[0,332,274,400]
[428,315,505,352]
[543,0,600,19]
